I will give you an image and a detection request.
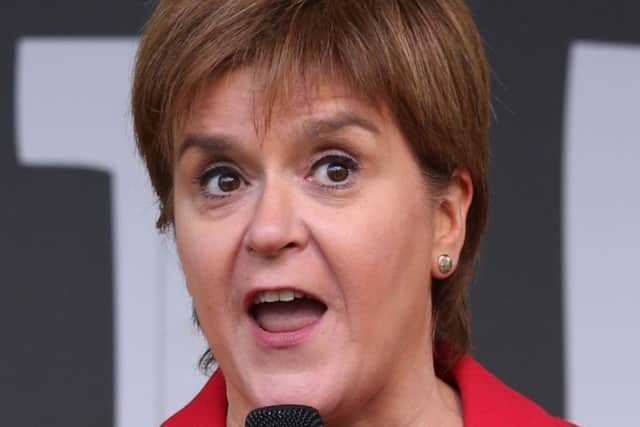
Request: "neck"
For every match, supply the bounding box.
[225,338,463,427]
[322,342,462,427]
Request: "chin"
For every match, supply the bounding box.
[244,364,343,416]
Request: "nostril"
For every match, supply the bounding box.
[246,240,298,257]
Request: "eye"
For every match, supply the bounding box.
[198,163,246,197]
[310,154,359,187]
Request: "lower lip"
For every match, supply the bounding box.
[249,314,323,349]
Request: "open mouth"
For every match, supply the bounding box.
[249,289,328,333]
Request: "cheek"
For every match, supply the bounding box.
[174,209,238,322]
[313,179,435,321]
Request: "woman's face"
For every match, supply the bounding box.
[173,68,466,424]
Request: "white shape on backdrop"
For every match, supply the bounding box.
[564,41,640,426]
[16,38,205,427]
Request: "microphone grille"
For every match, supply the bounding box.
[245,405,323,427]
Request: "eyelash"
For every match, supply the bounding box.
[195,162,246,200]
[309,153,359,191]
[194,152,360,200]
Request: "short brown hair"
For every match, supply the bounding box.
[132,0,490,377]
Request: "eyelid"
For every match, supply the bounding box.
[311,151,359,170]
[195,161,242,183]
[310,148,358,167]
[311,136,365,158]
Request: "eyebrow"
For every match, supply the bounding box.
[177,134,235,160]
[177,111,380,160]
[302,112,380,137]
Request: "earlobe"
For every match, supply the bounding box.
[431,169,473,278]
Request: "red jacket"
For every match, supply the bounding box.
[162,356,577,426]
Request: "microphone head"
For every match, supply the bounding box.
[245,404,324,427]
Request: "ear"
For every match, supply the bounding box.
[431,169,473,279]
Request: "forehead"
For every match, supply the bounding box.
[181,67,388,139]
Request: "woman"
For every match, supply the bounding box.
[132,0,577,425]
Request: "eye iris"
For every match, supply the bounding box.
[218,173,241,192]
[326,163,349,182]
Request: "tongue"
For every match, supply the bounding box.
[253,299,326,333]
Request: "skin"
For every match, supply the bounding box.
[173,68,472,427]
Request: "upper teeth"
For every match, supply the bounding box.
[253,290,306,304]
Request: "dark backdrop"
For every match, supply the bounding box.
[1,1,639,425]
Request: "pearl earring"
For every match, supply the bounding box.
[437,254,453,275]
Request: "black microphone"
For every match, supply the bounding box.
[245,404,324,427]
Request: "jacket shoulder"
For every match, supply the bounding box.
[161,370,227,427]
[452,356,578,427]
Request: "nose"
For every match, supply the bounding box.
[243,177,308,258]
